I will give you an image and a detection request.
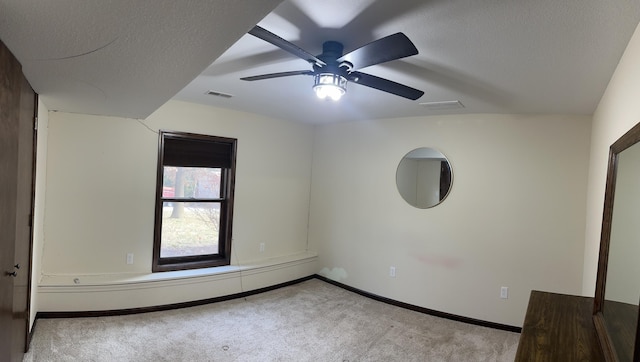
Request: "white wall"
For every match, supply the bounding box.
[309,114,591,327]
[30,99,48,328]
[583,23,640,295]
[37,100,316,311]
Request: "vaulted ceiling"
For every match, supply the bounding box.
[2,0,640,123]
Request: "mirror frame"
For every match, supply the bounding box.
[593,121,640,361]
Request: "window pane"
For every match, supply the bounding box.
[161,201,221,257]
[162,167,221,199]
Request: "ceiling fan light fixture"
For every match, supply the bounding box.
[313,73,347,101]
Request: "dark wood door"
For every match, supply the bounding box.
[1,38,36,362]
[12,75,36,360]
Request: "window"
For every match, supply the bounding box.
[153,131,237,272]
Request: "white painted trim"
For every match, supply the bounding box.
[37,252,318,311]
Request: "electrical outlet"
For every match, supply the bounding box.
[259,243,265,253]
[500,286,509,299]
[126,253,134,265]
[389,266,396,277]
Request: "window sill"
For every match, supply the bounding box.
[39,251,318,292]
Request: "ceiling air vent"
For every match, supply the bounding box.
[420,100,464,111]
[205,90,233,98]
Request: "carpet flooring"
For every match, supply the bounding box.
[24,279,519,361]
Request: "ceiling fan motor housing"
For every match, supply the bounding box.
[315,41,353,76]
[320,41,343,60]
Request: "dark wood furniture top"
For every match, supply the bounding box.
[515,290,605,361]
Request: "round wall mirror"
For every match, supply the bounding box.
[396,147,453,209]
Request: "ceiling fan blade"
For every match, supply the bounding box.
[241,70,314,81]
[248,26,326,67]
[338,33,418,70]
[349,72,424,100]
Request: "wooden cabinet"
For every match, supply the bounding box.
[515,291,605,361]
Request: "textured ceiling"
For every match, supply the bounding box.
[0,0,281,119]
[175,0,640,123]
[1,1,640,123]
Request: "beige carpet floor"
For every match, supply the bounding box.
[24,279,519,361]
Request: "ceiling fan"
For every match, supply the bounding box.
[241,26,424,101]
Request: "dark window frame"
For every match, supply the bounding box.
[152,130,237,272]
